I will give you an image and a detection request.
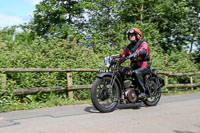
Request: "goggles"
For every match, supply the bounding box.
[127,28,141,36]
[127,29,135,34]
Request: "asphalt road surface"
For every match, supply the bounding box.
[0,92,200,133]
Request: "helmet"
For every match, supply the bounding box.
[127,28,142,40]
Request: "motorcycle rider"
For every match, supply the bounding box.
[119,28,151,98]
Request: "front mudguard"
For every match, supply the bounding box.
[96,72,113,78]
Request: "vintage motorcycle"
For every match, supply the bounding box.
[91,53,165,113]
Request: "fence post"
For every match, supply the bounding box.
[190,76,193,91]
[67,73,73,99]
[0,74,6,90]
[165,76,168,91]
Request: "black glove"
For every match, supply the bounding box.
[112,59,119,64]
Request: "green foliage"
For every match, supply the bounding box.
[0,26,198,92]
[0,29,106,90]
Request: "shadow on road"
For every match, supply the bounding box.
[84,102,145,113]
[174,124,200,133]
[116,103,145,110]
[84,106,100,113]
[174,130,196,133]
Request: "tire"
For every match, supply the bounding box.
[143,76,161,106]
[91,77,120,113]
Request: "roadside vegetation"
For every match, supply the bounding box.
[0,0,199,112]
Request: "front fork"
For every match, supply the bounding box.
[108,64,118,94]
[108,74,119,102]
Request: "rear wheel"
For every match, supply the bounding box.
[91,77,120,113]
[143,76,161,106]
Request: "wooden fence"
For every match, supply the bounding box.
[0,68,200,99]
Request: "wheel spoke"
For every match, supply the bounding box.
[145,76,161,102]
[95,78,117,109]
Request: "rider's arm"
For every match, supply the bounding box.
[138,49,147,56]
[136,41,150,57]
[121,47,132,58]
[115,47,132,61]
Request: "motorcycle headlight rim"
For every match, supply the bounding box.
[104,56,113,67]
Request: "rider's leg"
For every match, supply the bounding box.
[133,67,149,98]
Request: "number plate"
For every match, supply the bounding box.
[99,69,109,73]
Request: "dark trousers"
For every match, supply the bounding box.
[133,67,149,92]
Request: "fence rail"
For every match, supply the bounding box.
[158,70,200,76]
[1,68,100,72]
[0,68,200,98]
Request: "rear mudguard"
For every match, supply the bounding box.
[96,72,122,97]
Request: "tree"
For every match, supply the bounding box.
[84,0,126,48]
[32,0,87,38]
[185,0,200,54]
[30,0,200,57]
[118,0,200,53]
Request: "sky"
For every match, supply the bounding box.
[0,0,42,29]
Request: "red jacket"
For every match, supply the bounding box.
[121,40,150,68]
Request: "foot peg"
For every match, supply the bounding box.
[138,92,146,99]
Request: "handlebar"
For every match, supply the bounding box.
[116,53,137,64]
[111,54,121,58]
[109,52,137,65]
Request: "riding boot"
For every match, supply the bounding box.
[133,70,147,98]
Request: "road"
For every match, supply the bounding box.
[0,92,200,133]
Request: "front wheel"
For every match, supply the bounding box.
[91,77,120,113]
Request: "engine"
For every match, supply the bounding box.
[124,80,137,103]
